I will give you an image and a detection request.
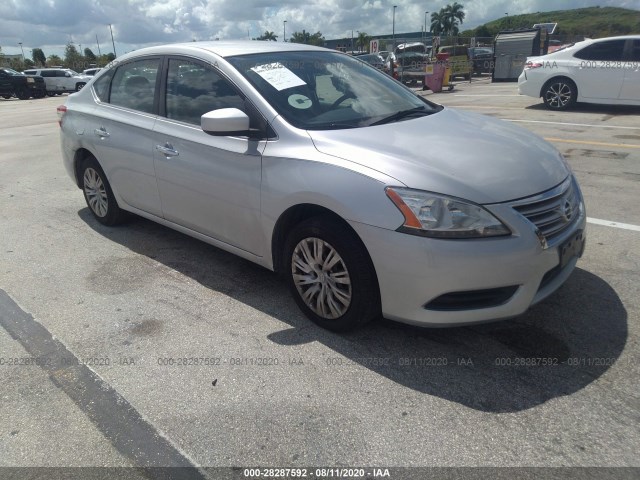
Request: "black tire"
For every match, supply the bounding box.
[16,88,30,100]
[80,156,126,226]
[2,95,11,99]
[47,91,56,97]
[284,215,380,332]
[75,82,86,92]
[542,78,577,111]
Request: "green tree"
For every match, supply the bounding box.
[64,43,83,70]
[444,2,465,35]
[290,30,324,46]
[96,53,115,67]
[84,48,97,63]
[357,31,369,52]
[430,10,448,36]
[32,48,46,66]
[46,54,63,67]
[256,31,278,41]
[24,58,35,68]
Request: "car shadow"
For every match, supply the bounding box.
[79,208,627,413]
[525,102,640,115]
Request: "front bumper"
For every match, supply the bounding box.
[350,181,586,327]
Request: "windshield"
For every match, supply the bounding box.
[227,51,440,130]
[5,68,21,75]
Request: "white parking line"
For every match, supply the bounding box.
[508,119,640,130]
[453,94,522,97]
[587,218,640,232]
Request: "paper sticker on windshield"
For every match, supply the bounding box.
[251,63,306,91]
[288,94,312,109]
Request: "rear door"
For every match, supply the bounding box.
[87,57,163,216]
[573,39,626,100]
[619,38,640,102]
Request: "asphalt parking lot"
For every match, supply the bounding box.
[1,78,639,479]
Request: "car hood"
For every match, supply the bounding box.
[307,107,568,204]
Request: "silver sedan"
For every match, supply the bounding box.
[58,41,586,331]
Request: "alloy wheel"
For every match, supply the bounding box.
[545,82,572,109]
[83,168,109,217]
[291,237,352,319]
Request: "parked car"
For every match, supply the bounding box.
[518,35,640,110]
[83,68,102,76]
[395,52,431,85]
[438,45,472,80]
[469,47,494,75]
[58,42,586,331]
[23,68,92,95]
[358,53,386,70]
[0,68,46,100]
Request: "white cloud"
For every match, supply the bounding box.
[0,0,636,58]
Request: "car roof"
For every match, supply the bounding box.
[114,41,330,63]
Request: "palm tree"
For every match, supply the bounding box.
[444,2,465,36]
[430,10,447,36]
[256,31,278,41]
[357,31,369,52]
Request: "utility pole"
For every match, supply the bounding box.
[392,5,397,79]
[424,11,429,43]
[18,42,25,62]
[108,24,117,57]
[96,35,102,56]
[283,20,287,42]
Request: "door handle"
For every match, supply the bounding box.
[94,127,110,138]
[155,143,179,157]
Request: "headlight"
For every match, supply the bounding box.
[386,187,511,239]
[27,77,34,83]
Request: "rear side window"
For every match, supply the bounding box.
[92,70,114,102]
[24,70,36,75]
[41,71,55,77]
[165,58,245,125]
[629,39,640,62]
[109,58,160,114]
[574,40,625,61]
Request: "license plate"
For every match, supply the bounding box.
[559,230,585,269]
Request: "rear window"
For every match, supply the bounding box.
[574,40,625,61]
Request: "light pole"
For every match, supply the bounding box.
[351,30,354,52]
[392,5,397,79]
[96,35,102,56]
[108,24,117,57]
[424,11,429,43]
[283,20,287,42]
[18,42,25,62]
[505,13,509,29]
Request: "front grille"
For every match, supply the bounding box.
[512,178,580,243]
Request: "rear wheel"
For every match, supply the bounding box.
[542,78,577,110]
[80,156,126,226]
[2,95,11,99]
[284,216,380,331]
[75,82,86,91]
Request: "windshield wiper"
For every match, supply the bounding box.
[369,107,433,126]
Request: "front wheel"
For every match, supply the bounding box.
[16,88,30,100]
[284,216,380,331]
[2,95,11,99]
[80,156,126,226]
[542,78,576,110]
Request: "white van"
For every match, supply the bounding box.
[22,68,92,95]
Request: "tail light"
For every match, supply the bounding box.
[57,105,67,127]
[525,61,543,69]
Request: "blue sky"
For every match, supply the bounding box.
[1,0,637,58]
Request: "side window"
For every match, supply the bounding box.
[110,58,160,114]
[41,71,54,77]
[24,70,36,75]
[574,40,625,61]
[165,58,245,125]
[57,70,67,77]
[93,70,114,102]
[628,40,640,62]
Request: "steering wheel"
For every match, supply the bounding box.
[331,92,356,108]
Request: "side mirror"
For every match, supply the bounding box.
[201,108,251,136]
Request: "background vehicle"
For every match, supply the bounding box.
[438,45,472,80]
[59,41,585,332]
[469,47,494,75]
[358,53,386,70]
[0,68,46,99]
[23,68,92,95]
[518,35,640,110]
[83,68,102,76]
